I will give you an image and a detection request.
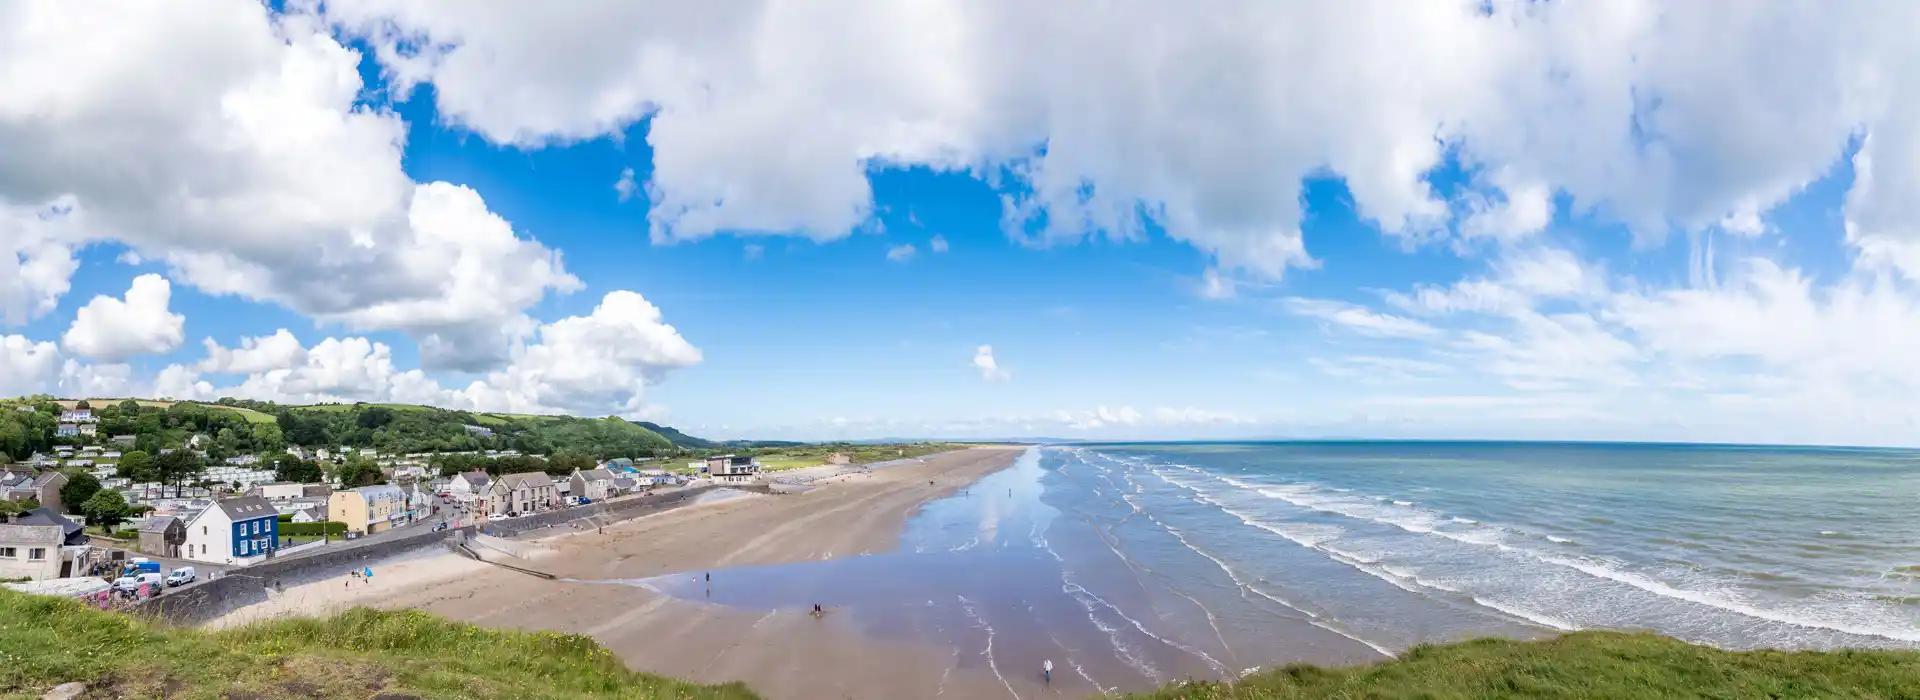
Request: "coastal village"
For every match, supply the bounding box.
[0,397,805,603]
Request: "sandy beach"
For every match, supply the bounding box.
[209,447,1033,699]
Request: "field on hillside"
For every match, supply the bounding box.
[53,399,277,424]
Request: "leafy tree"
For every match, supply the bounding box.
[74,400,90,410]
[154,449,205,488]
[80,490,132,530]
[269,453,324,483]
[331,455,384,487]
[357,406,395,430]
[60,470,101,510]
[117,399,140,413]
[116,451,153,482]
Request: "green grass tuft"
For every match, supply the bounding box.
[1124,631,1920,699]
[0,590,759,699]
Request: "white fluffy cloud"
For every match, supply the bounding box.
[60,274,186,362]
[885,244,916,263]
[972,345,1008,382]
[197,329,307,375]
[929,235,950,254]
[154,290,701,419]
[0,334,131,399]
[0,1,578,369]
[319,0,1920,283]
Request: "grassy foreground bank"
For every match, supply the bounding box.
[1126,631,1920,699]
[4,588,1915,699]
[0,590,758,699]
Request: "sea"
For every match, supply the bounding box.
[641,443,1920,694]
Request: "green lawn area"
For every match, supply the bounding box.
[0,589,761,699]
[1122,631,1920,700]
[206,404,277,424]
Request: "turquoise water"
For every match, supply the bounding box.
[641,443,1920,694]
[1087,441,1920,651]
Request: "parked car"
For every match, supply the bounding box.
[578,497,592,505]
[114,572,163,593]
[165,567,197,587]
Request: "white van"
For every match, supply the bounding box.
[113,572,163,593]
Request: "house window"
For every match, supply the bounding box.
[239,539,248,555]
[28,548,45,561]
[0,547,13,558]
[202,526,208,535]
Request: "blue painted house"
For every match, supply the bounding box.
[181,495,278,565]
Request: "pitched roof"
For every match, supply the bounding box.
[577,468,614,482]
[139,516,181,534]
[31,472,65,489]
[457,470,490,486]
[16,508,84,544]
[214,496,276,521]
[498,471,553,489]
[0,523,64,546]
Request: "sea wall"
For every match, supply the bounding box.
[137,483,770,626]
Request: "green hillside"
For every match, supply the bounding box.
[268,401,675,458]
[633,421,717,448]
[0,589,756,700]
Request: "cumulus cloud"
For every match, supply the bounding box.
[886,244,916,263]
[0,334,132,398]
[60,274,186,362]
[1,1,578,369]
[972,345,1009,382]
[197,329,309,375]
[317,0,1920,282]
[929,235,949,253]
[154,290,702,419]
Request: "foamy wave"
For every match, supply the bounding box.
[1473,596,1579,631]
[1535,553,1920,643]
[1546,535,1575,544]
[956,595,1022,699]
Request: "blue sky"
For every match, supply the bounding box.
[7,1,1920,445]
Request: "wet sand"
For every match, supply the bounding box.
[210,447,1034,699]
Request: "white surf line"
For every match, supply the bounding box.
[1141,469,1397,658]
[959,595,1022,700]
[1042,627,1109,694]
[1062,579,1232,677]
[1202,470,1920,643]
[1090,504,1239,669]
[1082,505,1238,676]
[1033,531,1159,680]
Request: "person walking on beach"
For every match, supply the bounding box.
[1043,659,1053,685]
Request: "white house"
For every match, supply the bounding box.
[705,455,762,484]
[0,524,70,581]
[58,409,94,424]
[291,505,327,523]
[446,470,491,503]
[181,496,279,565]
